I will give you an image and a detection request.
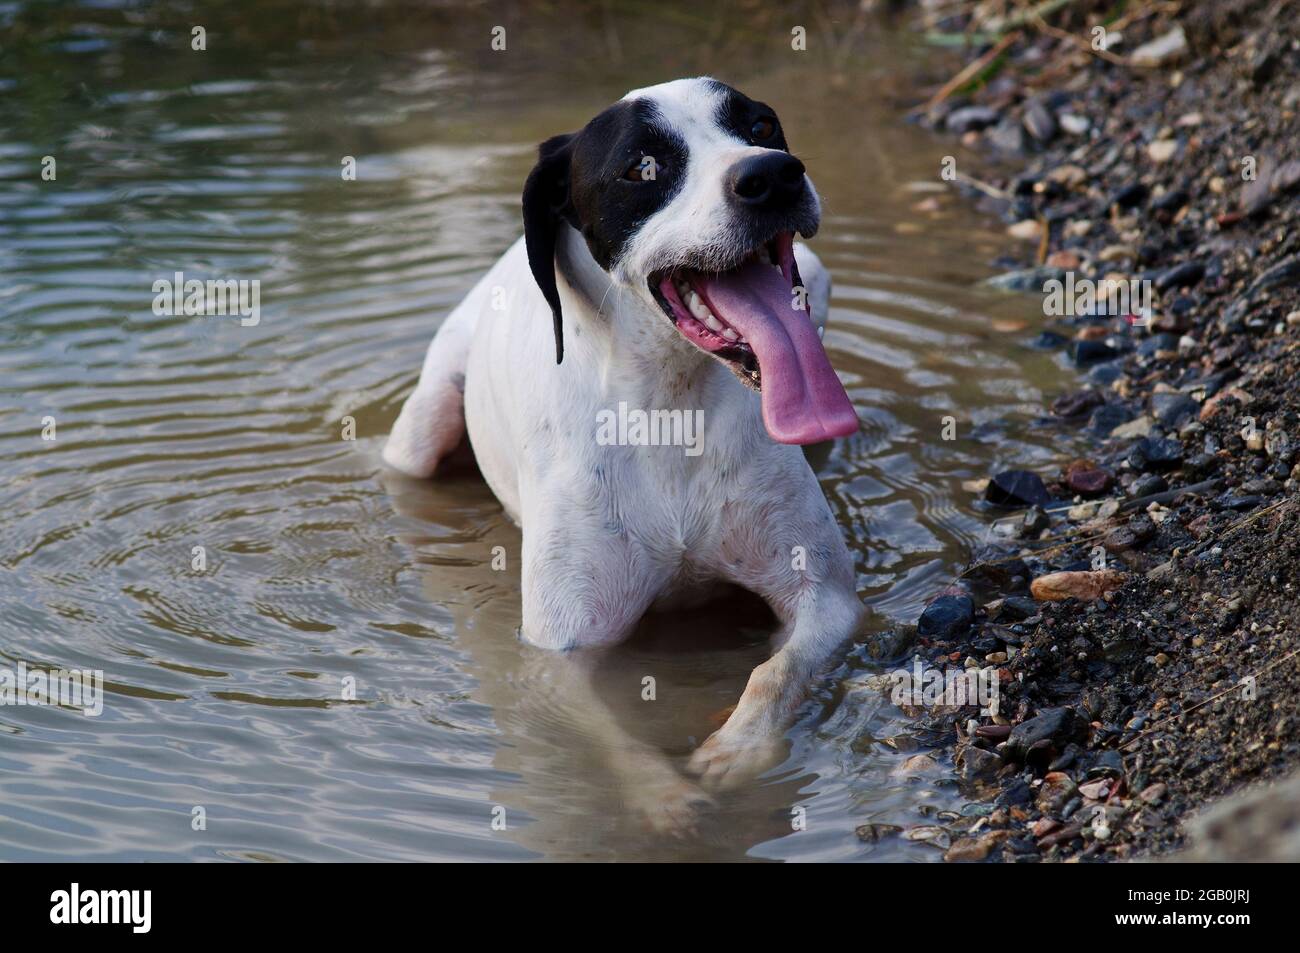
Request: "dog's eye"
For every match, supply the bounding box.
[623,156,660,182]
[750,118,776,141]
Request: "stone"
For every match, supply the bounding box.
[985,470,1051,507]
[917,594,975,639]
[1130,25,1188,68]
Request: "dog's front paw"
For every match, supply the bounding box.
[687,726,784,792]
[630,772,716,837]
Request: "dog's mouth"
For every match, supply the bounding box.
[649,231,858,445]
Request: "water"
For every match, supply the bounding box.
[0,1,1088,861]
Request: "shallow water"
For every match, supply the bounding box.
[0,2,1089,861]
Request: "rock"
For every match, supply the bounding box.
[1030,570,1127,602]
[1129,473,1169,498]
[994,595,1039,621]
[903,825,951,849]
[994,779,1033,809]
[1150,188,1189,214]
[1200,386,1252,421]
[987,115,1029,154]
[891,753,940,778]
[1037,773,1080,813]
[985,470,1051,507]
[1150,393,1199,430]
[1119,513,1157,549]
[917,593,975,639]
[1089,404,1132,434]
[944,830,1008,862]
[867,626,915,660]
[1007,219,1043,241]
[1140,782,1168,804]
[1059,113,1090,135]
[1022,505,1050,536]
[1156,260,1205,292]
[1068,338,1121,366]
[982,266,1066,293]
[1052,388,1103,418]
[1111,415,1154,440]
[1038,822,1085,848]
[1128,436,1184,472]
[957,745,1003,781]
[855,822,903,843]
[1065,459,1113,496]
[1131,25,1188,68]
[1078,778,1113,800]
[1023,101,1057,142]
[1110,182,1148,210]
[1006,708,1088,762]
[1147,139,1178,163]
[945,105,1001,134]
[1032,817,1062,838]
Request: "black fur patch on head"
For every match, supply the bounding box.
[707,80,790,153]
[564,99,688,270]
[522,99,687,362]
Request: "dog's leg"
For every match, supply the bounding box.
[383,301,478,478]
[687,586,861,790]
[520,647,715,836]
[688,475,864,790]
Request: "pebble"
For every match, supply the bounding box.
[982,266,1066,292]
[958,745,1003,781]
[1110,415,1154,440]
[903,826,952,849]
[917,593,975,639]
[1058,113,1090,135]
[1030,570,1127,602]
[1127,436,1184,472]
[986,469,1051,507]
[1051,388,1103,418]
[1065,460,1113,496]
[945,105,1000,134]
[1130,24,1188,68]
[1006,708,1088,762]
[855,823,903,843]
[1037,773,1079,813]
[1129,473,1169,497]
[1007,219,1043,240]
[1140,783,1168,804]
[1147,139,1178,163]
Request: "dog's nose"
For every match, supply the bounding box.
[729,152,806,207]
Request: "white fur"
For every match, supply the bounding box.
[384,78,859,793]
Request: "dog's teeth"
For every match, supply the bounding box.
[721,328,738,341]
[704,314,724,332]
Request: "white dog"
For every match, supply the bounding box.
[385,77,863,791]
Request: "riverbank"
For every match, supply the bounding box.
[884,0,1300,862]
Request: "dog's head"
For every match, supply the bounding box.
[523,77,857,445]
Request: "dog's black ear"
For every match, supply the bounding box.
[522,133,576,364]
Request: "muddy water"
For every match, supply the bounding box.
[0,2,1089,860]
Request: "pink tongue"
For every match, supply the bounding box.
[693,258,858,444]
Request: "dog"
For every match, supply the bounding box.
[384,77,864,793]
